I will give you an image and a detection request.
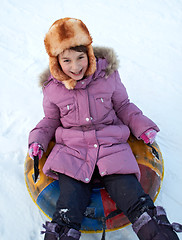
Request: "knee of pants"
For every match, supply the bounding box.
[103,174,145,201]
[58,173,92,207]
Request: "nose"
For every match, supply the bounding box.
[71,61,80,72]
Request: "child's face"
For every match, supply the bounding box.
[58,49,88,81]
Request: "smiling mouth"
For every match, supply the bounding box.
[71,69,82,76]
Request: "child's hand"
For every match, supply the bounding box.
[140,129,157,144]
[29,142,44,160]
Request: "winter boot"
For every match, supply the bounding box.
[41,221,81,240]
[41,222,61,240]
[132,206,182,240]
[58,226,81,240]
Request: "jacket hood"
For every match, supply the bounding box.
[39,46,120,88]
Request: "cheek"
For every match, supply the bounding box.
[60,63,69,74]
[83,58,88,69]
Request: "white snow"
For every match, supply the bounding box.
[0,0,182,239]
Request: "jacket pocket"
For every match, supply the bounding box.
[57,97,76,120]
[94,93,113,120]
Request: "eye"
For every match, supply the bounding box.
[63,59,70,63]
[78,55,86,60]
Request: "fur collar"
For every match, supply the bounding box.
[39,46,119,87]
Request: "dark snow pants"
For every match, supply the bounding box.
[52,168,154,230]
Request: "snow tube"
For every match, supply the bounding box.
[24,134,164,233]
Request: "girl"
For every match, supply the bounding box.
[28,18,180,240]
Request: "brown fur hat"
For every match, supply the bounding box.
[44,18,96,89]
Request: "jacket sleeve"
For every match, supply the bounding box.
[112,71,160,138]
[28,89,61,151]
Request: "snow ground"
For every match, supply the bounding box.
[0,0,182,239]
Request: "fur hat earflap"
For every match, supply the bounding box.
[44,18,96,89]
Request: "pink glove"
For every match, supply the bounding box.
[140,129,157,144]
[29,142,44,160]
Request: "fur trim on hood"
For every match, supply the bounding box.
[93,46,119,77]
[39,46,119,88]
[44,18,96,90]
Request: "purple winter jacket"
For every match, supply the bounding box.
[29,47,159,183]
